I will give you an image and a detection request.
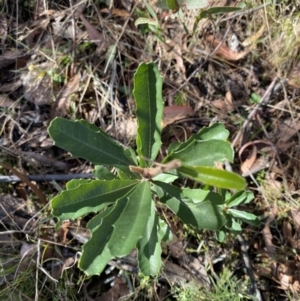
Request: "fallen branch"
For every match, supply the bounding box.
[0,173,94,183]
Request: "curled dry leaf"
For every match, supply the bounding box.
[211,91,235,114]
[50,73,80,119]
[240,145,257,176]
[239,140,274,176]
[262,202,278,257]
[206,35,250,61]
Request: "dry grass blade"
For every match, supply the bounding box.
[0,162,48,205]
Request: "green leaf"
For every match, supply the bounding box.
[165,140,233,167]
[137,201,162,276]
[185,0,208,9]
[206,6,242,14]
[182,187,223,205]
[158,218,172,242]
[79,181,152,276]
[195,123,230,140]
[135,18,159,27]
[51,180,139,220]
[152,172,178,183]
[178,165,246,190]
[66,179,93,190]
[156,0,208,10]
[226,218,242,232]
[48,117,135,168]
[87,205,115,231]
[133,62,163,166]
[228,209,260,225]
[167,123,230,154]
[226,190,254,207]
[93,165,116,180]
[145,2,158,20]
[216,229,226,242]
[154,181,226,231]
[166,0,180,11]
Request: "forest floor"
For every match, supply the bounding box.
[1,0,300,300]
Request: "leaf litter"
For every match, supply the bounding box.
[1,0,300,300]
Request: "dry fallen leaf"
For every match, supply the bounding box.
[50,73,80,119]
[211,91,235,114]
[262,202,278,257]
[206,35,250,61]
[275,119,300,143]
[114,117,137,141]
[0,94,20,108]
[97,277,129,301]
[79,13,108,51]
[242,24,265,47]
[100,8,131,17]
[239,140,275,176]
[0,80,22,93]
[0,49,24,68]
[163,105,194,127]
[240,145,257,176]
[21,61,57,105]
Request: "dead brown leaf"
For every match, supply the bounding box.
[97,277,129,301]
[262,202,278,257]
[0,80,22,93]
[101,8,131,17]
[163,105,194,127]
[240,145,257,176]
[50,73,80,119]
[114,117,137,141]
[275,119,300,143]
[206,35,250,61]
[0,95,20,108]
[51,256,76,280]
[239,140,275,176]
[242,24,265,47]
[211,91,235,114]
[79,13,108,51]
[0,49,24,69]
[289,209,300,232]
[21,62,57,105]
[57,221,70,244]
